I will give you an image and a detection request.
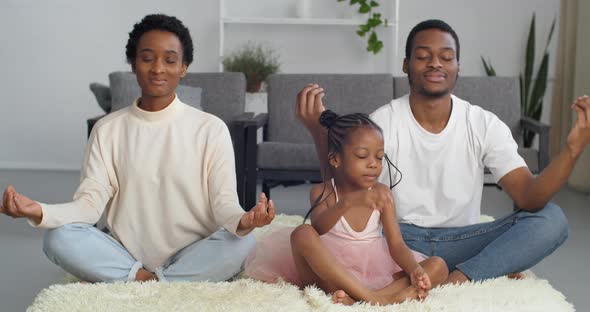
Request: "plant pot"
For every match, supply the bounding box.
[246,79,263,93]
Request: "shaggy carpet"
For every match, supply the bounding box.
[27,214,575,312]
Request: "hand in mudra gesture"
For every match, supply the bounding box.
[0,185,42,223]
[567,95,590,157]
[239,192,275,230]
[341,183,394,213]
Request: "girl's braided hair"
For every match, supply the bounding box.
[303,110,402,223]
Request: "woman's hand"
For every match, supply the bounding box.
[410,265,432,299]
[0,185,43,224]
[239,192,275,231]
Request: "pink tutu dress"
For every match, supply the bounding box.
[244,187,426,290]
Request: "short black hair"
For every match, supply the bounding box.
[405,19,460,61]
[125,14,194,66]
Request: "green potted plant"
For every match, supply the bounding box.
[481,13,555,147]
[223,42,280,92]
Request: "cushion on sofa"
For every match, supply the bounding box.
[89,83,112,113]
[266,74,394,144]
[257,142,318,170]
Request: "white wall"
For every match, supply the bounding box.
[0,0,560,171]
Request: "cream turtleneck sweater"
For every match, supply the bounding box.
[33,97,246,271]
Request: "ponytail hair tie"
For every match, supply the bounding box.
[319,110,339,129]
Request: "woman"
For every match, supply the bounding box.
[0,14,274,283]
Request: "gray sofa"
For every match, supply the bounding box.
[242,74,550,209]
[88,72,252,206]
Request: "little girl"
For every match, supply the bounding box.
[245,110,448,305]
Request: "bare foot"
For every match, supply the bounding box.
[332,290,355,305]
[507,272,525,280]
[135,268,157,282]
[364,286,420,306]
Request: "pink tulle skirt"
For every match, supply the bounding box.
[243,226,427,290]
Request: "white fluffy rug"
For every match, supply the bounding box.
[27,214,575,312]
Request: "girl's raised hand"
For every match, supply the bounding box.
[365,184,394,212]
[295,84,326,131]
[341,183,393,212]
[410,265,432,299]
[239,192,276,231]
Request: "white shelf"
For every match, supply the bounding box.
[218,0,399,73]
[223,17,395,26]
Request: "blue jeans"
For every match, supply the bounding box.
[400,203,568,281]
[43,223,256,283]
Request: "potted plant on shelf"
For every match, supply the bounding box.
[223,42,281,93]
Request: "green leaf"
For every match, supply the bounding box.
[528,52,549,117]
[374,40,383,53]
[370,1,379,7]
[523,13,536,112]
[544,16,556,52]
[359,3,370,13]
[359,24,370,33]
[356,30,366,36]
[480,56,496,76]
[350,0,359,5]
[367,17,382,27]
[368,31,378,44]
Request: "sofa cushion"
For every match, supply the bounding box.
[108,71,202,111]
[257,142,319,170]
[266,74,393,144]
[89,83,112,113]
[180,72,246,124]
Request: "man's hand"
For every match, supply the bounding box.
[566,95,590,158]
[239,192,275,231]
[295,84,326,132]
[0,185,42,223]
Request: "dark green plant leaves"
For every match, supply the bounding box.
[481,56,497,76]
[523,13,536,115]
[339,0,386,54]
[520,13,555,148]
[222,42,280,91]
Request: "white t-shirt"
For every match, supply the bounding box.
[370,94,526,228]
[32,97,246,271]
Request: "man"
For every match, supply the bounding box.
[296,19,590,284]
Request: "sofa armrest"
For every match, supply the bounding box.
[242,113,269,128]
[87,115,106,138]
[521,117,551,171]
[241,113,270,210]
[227,112,255,208]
